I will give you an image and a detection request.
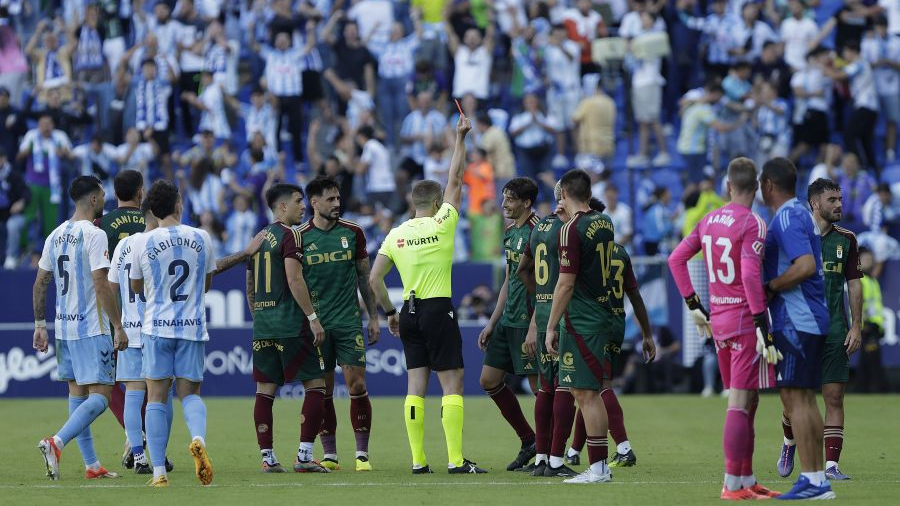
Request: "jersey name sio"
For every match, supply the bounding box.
[131,225,216,341]
[108,233,145,346]
[38,220,111,340]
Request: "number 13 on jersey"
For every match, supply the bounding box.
[701,235,735,284]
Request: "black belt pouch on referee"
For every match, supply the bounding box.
[399,294,465,372]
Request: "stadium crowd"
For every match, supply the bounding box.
[0,0,899,271]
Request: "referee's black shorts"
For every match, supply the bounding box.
[399,297,464,372]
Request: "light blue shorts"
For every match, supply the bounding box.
[56,335,115,386]
[880,94,900,124]
[116,347,145,382]
[141,334,205,382]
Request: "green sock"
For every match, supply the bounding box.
[404,395,427,467]
[441,395,464,467]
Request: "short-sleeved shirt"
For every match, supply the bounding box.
[130,224,217,341]
[557,210,617,335]
[38,220,111,340]
[763,198,830,335]
[844,59,878,111]
[299,219,368,330]
[676,102,715,155]
[378,203,459,300]
[96,206,145,260]
[250,222,306,339]
[108,233,145,346]
[525,215,564,331]
[608,243,638,344]
[821,225,863,343]
[502,213,540,328]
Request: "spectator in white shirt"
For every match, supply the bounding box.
[790,47,832,163]
[879,0,900,36]
[727,2,778,63]
[862,16,900,162]
[115,127,157,177]
[445,9,495,101]
[823,39,880,174]
[399,90,447,182]
[605,185,634,248]
[181,71,231,140]
[780,0,819,71]
[73,134,118,204]
[355,125,396,211]
[508,93,559,201]
[348,0,395,58]
[544,24,582,169]
[627,10,671,168]
[378,12,423,148]
[225,194,258,255]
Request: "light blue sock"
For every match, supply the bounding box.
[66,395,97,466]
[166,391,175,436]
[58,393,107,463]
[145,402,169,468]
[124,390,146,455]
[181,394,207,441]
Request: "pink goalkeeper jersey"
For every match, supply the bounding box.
[668,202,768,340]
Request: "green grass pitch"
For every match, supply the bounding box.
[2,395,898,505]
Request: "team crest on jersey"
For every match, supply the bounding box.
[836,245,843,259]
[341,237,349,249]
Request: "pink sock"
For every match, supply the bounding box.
[723,407,750,476]
[742,398,758,477]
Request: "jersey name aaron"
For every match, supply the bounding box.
[250,223,305,339]
[300,219,367,330]
[503,213,539,328]
[38,220,112,340]
[109,233,146,346]
[131,225,216,341]
[558,210,617,335]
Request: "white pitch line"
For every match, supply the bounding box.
[5,479,900,490]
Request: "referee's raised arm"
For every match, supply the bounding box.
[443,115,472,211]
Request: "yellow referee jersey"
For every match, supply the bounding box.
[378,203,458,300]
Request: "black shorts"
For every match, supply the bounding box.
[399,298,464,372]
[151,129,170,155]
[301,70,324,102]
[794,110,829,146]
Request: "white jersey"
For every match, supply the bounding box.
[130,225,217,341]
[38,220,111,340]
[108,233,145,346]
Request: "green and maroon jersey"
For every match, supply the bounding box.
[608,243,639,345]
[557,210,617,336]
[96,207,145,256]
[821,225,862,344]
[525,214,563,331]
[250,222,305,339]
[501,213,540,328]
[299,219,367,330]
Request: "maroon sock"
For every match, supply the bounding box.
[319,395,337,455]
[301,387,326,444]
[254,393,275,450]
[534,387,554,456]
[550,388,577,457]
[782,412,794,441]
[109,383,126,429]
[600,388,627,445]
[350,392,372,454]
[571,409,587,453]
[824,425,843,463]
[485,383,535,444]
[586,436,609,465]
[743,397,759,476]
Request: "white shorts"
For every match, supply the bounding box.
[548,85,581,129]
[632,84,662,124]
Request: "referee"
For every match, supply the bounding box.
[370,115,486,475]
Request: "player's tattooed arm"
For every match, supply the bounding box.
[356,258,378,319]
[213,231,266,276]
[245,269,256,318]
[32,268,53,321]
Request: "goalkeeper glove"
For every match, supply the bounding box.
[753,312,783,365]
[685,293,713,342]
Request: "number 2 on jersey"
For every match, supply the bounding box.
[701,235,735,284]
[168,259,190,302]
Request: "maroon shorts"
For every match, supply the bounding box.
[716,332,775,390]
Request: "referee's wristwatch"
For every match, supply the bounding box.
[384,308,397,317]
